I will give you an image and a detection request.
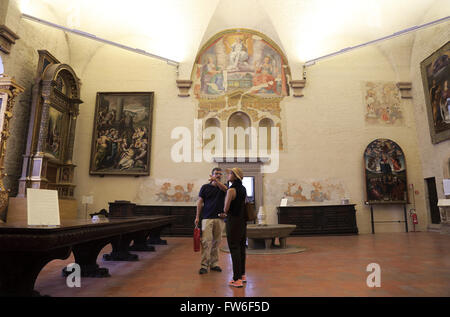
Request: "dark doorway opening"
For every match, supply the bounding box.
[425,177,441,224]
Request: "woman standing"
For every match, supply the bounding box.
[219,167,247,288]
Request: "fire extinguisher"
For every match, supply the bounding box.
[410,208,418,232]
[411,211,418,225]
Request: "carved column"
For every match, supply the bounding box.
[0,76,24,221]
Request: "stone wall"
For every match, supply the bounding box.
[0,0,70,195]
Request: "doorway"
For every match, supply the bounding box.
[425,177,441,224]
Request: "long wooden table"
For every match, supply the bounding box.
[0,216,175,297]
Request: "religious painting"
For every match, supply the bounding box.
[45,106,64,160]
[192,29,290,151]
[420,41,450,144]
[363,82,403,125]
[89,92,154,176]
[193,29,290,99]
[364,139,408,204]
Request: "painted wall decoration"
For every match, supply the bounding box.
[364,138,407,204]
[135,178,206,205]
[192,29,291,150]
[283,181,346,203]
[155,182,195,203]
[363,82,403,125]
[90,92,154,176]
[420,41,450,144]
[263,178,348,207]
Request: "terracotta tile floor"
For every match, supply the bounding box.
[34,232,450,297]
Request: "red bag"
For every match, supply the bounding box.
[194,226,201,252]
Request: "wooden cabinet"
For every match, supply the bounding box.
[134,205,196,236]
[277,204,358,235]
[108,201,196,236]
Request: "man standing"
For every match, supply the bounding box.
[195,167,228,274]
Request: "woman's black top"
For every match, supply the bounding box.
[228,179,247,217]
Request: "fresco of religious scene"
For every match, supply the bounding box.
[364,138,407,204]
[193,30,289,98]
[135,178,205,205]
[283,181,346,203]
[364,82,403,125]
[90,92,153,175]
[155,182,196,203]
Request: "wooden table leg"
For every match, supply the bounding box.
[0,247,71,297]
[62,238,111,278]
[147,226,168,245]
[103,234,139,261]
[130,231,155,252]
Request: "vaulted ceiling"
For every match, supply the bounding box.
[19,0,450,77]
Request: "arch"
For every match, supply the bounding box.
[192,28,291,98]
[42,64,81,99]
[203,117,221,149]
[258,117,275,153]
[205,117,221,129]
[227,111,251,153]
[364,138,407,204]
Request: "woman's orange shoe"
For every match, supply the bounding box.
[228,279,243,288]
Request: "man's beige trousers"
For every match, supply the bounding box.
[201,218,225,269]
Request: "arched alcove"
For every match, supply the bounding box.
[203,117,221,151]
[258,118,274,153]
[227,111,251,154]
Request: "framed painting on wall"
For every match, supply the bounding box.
[45,106,65,160]
[89,92,154,176]
[364,138,408,204]
[420,41,450,144]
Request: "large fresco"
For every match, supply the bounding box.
[420,41,450,144]
[193,30,289,98]
[192,29,290,151]
[364,139,408,204]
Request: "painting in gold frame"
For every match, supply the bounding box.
[420,41,450,144]
[89,92,154,176]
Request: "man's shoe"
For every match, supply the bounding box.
[228,279,243,288]
[210,266,222,272]
[199,268,208,274]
